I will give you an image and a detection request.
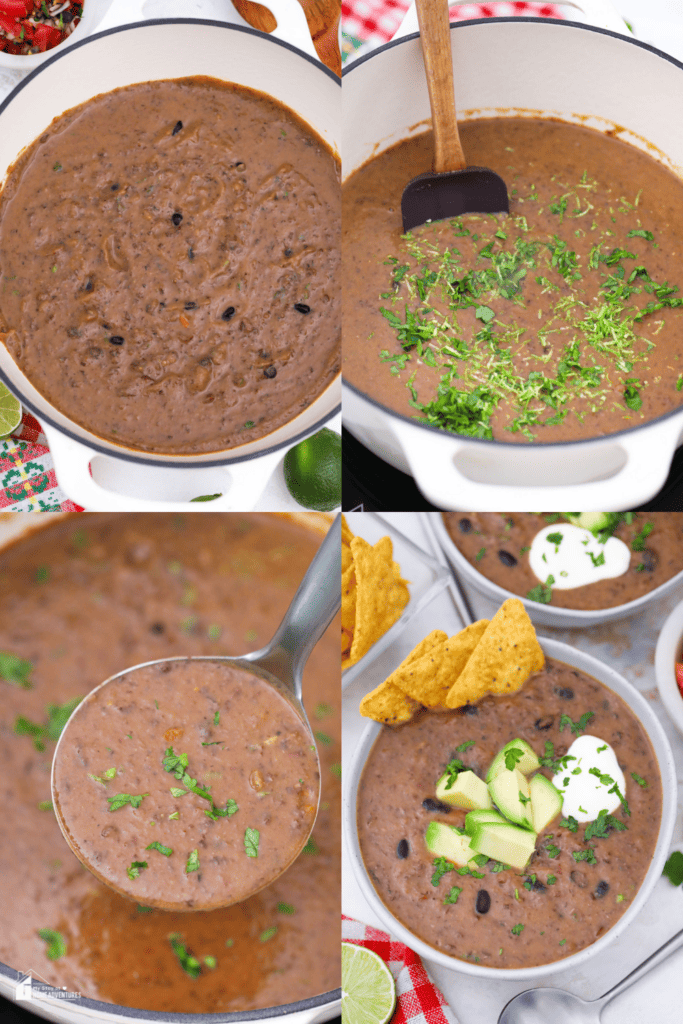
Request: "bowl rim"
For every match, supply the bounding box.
[655,598,683,736]
[429,511,683,623]
[341,15,683,452]
[344,635,678,981]
[0,17,341,468]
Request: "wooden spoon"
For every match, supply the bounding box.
[401,0,509,232]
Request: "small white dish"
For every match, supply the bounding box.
[344,635,677,981]
[427,512,683,629]
[342,512,449,688]
[655,599,683,737]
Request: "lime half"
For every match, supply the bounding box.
[0,383,21,438]
[283,427,341,511]
[342,942,396,1024]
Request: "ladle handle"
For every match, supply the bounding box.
[596,922,683,1012]
[250,515,341,697]
[415,0,466,173]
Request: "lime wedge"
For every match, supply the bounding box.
[341,941,396,1024]
[0,383,21,438]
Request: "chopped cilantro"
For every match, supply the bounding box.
[277,902,296,915]
[475,547,486,561]
[146,841,173,857]
[260,927,278,942]
[442,757,466,790]
[526,579,553,604]
[572,848,597,865]
[302,837,319,855]
[584,809,627,841]
[0,651,33,688]
[631,522,653,551]
[547,875,557,885]
[559,711,594,735]
[203,955,217,969]
[168,933,201,978]
[511,923,524,936]
[443,885,463,905]
[213,710,220,726]
[454,740,476,752]
[630,772,647,788]
[504,746,525,771]
[108,792,148,812]
[185,849,200,873]
[560,816,579,833]
[431,857,455,886]
[314,731,333,746]
[127,861,148,880]
[244,828,260,858]
[38,929,66,960]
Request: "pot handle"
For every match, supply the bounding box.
[42,425,283,512]
[392,417,683,511]
[393,0,629,41]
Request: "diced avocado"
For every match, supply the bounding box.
[564,512,612,532]
[485,739,540,782]
[435,770,492,811]
[529,773,563,833]
[488,768,534,830]
[464,808,506,836]
[469,821,537,872]
[424,821,476,868]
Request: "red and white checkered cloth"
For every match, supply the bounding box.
[342,914,460,1023]
[342,1,565,54]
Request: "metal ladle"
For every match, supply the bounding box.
[499,923,683,1024]
[51,514,341,910]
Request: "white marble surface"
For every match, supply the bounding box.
[342,512,683,1024]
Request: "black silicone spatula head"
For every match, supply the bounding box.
[401,0,509,234]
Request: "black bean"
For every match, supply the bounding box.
[498,550,518,568]
[294,303,311,314]
[284,248,293,258]
[172,120,183,135]
[62,10,73,22]
[638,549,657,572]
[171,212,183,226]
[235,162,246,171]
[527,878,546,893]
[83,278,93,292]
[396,839,409,860]
[221,306,236,322]
[594,880,610,899]
[422,798,451,814]
[150,623,165,634]
[555,687,575,700]
[111,183,119,191]
[458,704,478,716]
[184,301,198,310]
[259,350,270,360]
[109,336,124,346]
[199,358,212,367]
[475,890,491,914]
[188,248,195,261]
[458,517,472,533]
[263,366,277,379]
[535,715,554,731]
[571,870,587,888]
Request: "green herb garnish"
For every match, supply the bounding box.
[168,933,201,978]
[38,929,66,960]
[244,828,260,858]
[185,849,199,873]
[443,885,463,905]
[146,841,173,857]
[108,792,148,812]
[127,861,148,880]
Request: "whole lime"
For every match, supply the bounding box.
[283,428,341,511]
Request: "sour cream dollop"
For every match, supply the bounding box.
[529,523,631,590]
[552,734,625,822]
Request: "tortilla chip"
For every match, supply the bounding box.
[445,598,544,708]
[348,535,409,666]
[341,565,357,633]
[341,514,354,548]
[389,621,489,708]
[342,541,353,574]
[359,680,421,726]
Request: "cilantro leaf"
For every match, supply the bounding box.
[38,928,66,960]
[431,857,455,886]
[663,851,683,887]
[146,841,173,857]
[0,651,33,688]
[244,828,260,858]
[185,849,200,873]
[108,792,148,812]
[168,933,201,978]
[559,711,594,735]
[127,860,148,880]
[443,885,463,905]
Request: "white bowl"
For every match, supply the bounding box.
[426,512,683,629]
[344,635,677,982]
[655,599,683,738]
[0,0,115,70]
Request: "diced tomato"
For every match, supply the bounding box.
[676,662,683,698]
[0,1,33,18]
[0,11,20,37]
[32,23,62,52]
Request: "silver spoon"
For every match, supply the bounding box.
[51,514,341,910]
[499,923,683,1024]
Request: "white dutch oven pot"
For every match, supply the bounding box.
[0,510,340,1024]
[342,0,683,511]
[0,11,340,511]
